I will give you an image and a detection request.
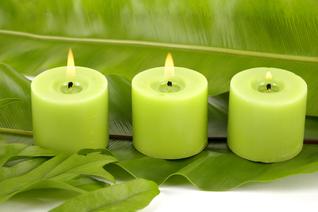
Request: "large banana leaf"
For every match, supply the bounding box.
[1,0,318,193]
[0,0,317,115]
[108,140,318,191]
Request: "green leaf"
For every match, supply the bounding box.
[0,0,317,116]
[0,158,45,181]
[68,176,108,192]
[0,143,56,182]
[4,138,318,192]
[0,132,33,145]
[108,75,132,137]
[0,64,31,130]
[0,151,117,203]
[46,152,116,183]
[0,143,55,166]
[0,143,27,166]
[0,154,67,202]
[50,179,159,212]
[29,179,87,194]
[16,145,56,157]
[108,140,318,191]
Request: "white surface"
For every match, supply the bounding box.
[1,172,318,212]
[143,172,318,212]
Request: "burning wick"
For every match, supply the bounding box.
[68,81,74,88]
[167,81,173,87]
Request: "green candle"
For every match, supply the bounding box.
[31,50,108,153]
[132,53,208,159]
[228,67,307,163]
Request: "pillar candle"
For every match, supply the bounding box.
[228,67,307,163]
[132,53,208,159]
[31,50,108,153]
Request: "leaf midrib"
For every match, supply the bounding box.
[0,29,317,63]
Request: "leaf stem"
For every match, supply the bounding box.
[0,127,33,136]
[0,127,317,144]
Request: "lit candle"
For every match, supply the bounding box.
[228,67,307,163]
[31,49,108,153]
[132,53,208,159]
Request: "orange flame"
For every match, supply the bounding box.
[266,71,272,81]
[164,52,175,79]
[66,48,76,80]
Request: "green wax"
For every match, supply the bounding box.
[228,67,307,163]
[132,67,208,159]
[31,67,108,153]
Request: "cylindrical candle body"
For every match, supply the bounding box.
[132,67,208,159]
[31,67,108,153]
[228,67,307,163]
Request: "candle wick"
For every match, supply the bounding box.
[266,83,272,90]
[167,81,173,87]
[68,82,73,89]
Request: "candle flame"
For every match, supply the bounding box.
[164,53,175,79]
[265,71,272,81]
[67,48,76,80]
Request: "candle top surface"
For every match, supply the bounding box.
[231,67,307,105]
[132,67,207,100]
[31,66,107,104]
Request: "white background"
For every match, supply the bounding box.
[1,171,318,212]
